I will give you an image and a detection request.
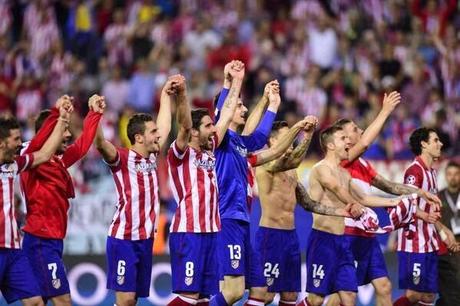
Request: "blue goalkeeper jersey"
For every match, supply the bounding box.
[214,88,275,222]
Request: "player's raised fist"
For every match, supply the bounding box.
[229,60,245,80]
[55,95,72,110]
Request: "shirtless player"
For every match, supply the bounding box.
[254,119,362,306]
[296,125,414,306]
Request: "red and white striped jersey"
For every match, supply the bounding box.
[168,139,220,233]
[398,156,440,253]
[0,154,33,249]
[341,158,378,237]
[107,148,159,241]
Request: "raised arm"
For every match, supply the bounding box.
[371,173,442,208]
[156,76,175,149]
[296,181,360,217]
[348,91,401,161]
[173,75,192,151]
[61,96,103,168]
[31,100,73,167]
[251,116,312,169]
[349,179,402,207]
[242,81,278,135]
[215,62,244,146]
[90,95,118,163]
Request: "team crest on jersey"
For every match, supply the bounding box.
[235,145,247,157]
[413,275,420,285]
[185,277,193,286]
[313,279,321,288]
[52,279,61,289]
[117,275,125,285]
[266,277,274,286]
[405,175,416,185]
[231,260,239,269]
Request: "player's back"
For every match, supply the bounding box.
[309,162,347,234]
[257,167,298,229]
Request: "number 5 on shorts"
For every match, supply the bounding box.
[413,263,421,277]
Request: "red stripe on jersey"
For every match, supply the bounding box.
[197,164,206,232]
[110,171,125,237]
[121,156,133,240]
[147,164,156,237]
[170,162,182,232]
[136,156,147,239]
[183,154,194,232]
[209,174,216,231]
[8,178,14,248]
[0,180,5,247]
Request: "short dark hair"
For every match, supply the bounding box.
[270,121,288,137]
[333,118,352,128]
[191,109,210,130]
[127,113,154,145]
[319,125,343,152]
[446,160,460,170]
[0,116,20,140]
[35,110,51,132]
[409,127,437,156]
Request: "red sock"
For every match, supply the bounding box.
[168,296,197,306]
[244,297,265,306]
[296,299,312,306]
[279,300,297,306]
[393,296,413,306]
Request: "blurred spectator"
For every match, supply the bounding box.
[102,65,129,114]
[128,58,156,112]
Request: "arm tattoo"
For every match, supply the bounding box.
[295,182,343,216]
[290,135,312,162]
[371,175,418,196]
[223,79,241,109]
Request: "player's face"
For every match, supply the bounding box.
[142,121,160,153]
[232,99,247,126]
[424,132,443,159]
[1,129,22,162]
[198,115,216,150]
[342,122,363,146]
[333,130,351,160]
[445,166,460,190]
[57,128,72,154]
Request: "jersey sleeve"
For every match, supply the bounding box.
[167,141,189,167]
[24,107,59,154]
[214,88,230,122]
[62,110,103,168]
[15,153,35,173]
[103,147,122,171]
[240,110,276,152]
[404,164,424,188]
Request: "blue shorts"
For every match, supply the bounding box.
[22,233,70,299]
[255,227,301,293]
[398,251,438,293]
[169,232,218,295]
[0,248,41,303]
[346,235,388,286]
[217,219,265,288]
[306,229,357,296]
[106,236,153,297]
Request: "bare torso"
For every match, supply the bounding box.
[257,167,298,229]
[309,160,351,235]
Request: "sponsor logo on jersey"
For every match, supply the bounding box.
[235,145,247,157]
